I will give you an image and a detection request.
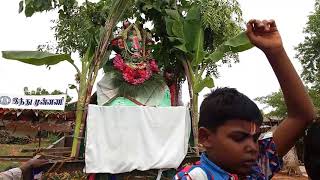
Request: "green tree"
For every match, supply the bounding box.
[5,0,133,157]
[5,0,253,156]
[258,1,320,174]
[137,0,252,148]
[296,0,320,90]
[255,91,287,118]
[256,88,320,118]
[266,0,320,118]
[23,86,72,103]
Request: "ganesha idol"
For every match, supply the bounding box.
[96,21,171,107]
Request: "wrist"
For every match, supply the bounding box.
[263,46,286,57]
[20,162,32,173]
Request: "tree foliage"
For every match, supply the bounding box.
[255,90,287,118]
[296,0,320,89]
[199,0,243,50]
[136,0,243,78]
[262,0,320,119]
[256,88,320,118]
[15,0,252,151]
[19,0,244,80]
[20,0,135,57]
[134,0,251,149]
[15,0,133,157]
[52,0,136,56]
[53,0,112,56]
[23,86,72,103]
[19,0,76,17]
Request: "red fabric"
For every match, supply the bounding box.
[230,174,239,180]
[169,84,176,106]
[88,174,96,180]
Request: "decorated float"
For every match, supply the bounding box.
[1,0,255,179]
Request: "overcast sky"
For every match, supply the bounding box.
[0,0,316,109]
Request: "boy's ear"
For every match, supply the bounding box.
[199,127,214,148]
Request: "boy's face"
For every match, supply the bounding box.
[199,119,261,175]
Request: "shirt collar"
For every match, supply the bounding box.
[200,153,238,180]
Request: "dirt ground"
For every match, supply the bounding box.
[273,173,308,180]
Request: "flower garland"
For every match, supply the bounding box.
[104,22,165,98]
[112,54,160,85]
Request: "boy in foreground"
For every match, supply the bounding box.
[174,19,316,179]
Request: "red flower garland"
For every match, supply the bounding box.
[113,54,159,85]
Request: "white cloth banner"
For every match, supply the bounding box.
[85,105,191,173]
[0,94,66,110]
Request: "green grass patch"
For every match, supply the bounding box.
[0,140,53,171]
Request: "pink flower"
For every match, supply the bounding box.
[122,67,152,85]
[149,59,159,73]
[138,69,147,79]
[113,54,125,71]
[113,56,157,85]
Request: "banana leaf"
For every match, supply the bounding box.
[2,51,73,66]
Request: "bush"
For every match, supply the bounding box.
[0,130,31,144]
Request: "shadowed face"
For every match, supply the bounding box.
[199,119,261,175]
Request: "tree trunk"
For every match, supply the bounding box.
[176,83,183,106]
[191,93,199,154]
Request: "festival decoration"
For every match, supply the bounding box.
[106,21,164,97]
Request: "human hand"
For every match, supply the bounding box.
[246,19,283,54]
[20,159,49,171]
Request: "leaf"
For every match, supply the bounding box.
[95,26,105,44]
[165,9,180,21]
[168,37,188,52]
[183,20,201,51]
[82,41,95,63]
[25,4,35,17]
[206,50,224,63]
[168,37,185,43]
[171,20,184,38]
[185,5,200,21]
[18,1,24,13]
[194,76,214,93]
[205,32,254,63]
[184,4,202,57]
[165,17,175,36]
[174,43,188,53]
[2,51,72,66]
[192,27,204,66]
[224,32,254,52]
[151,2,161,12]
[68,84,77,89]
[25,0,32,6]
[142,4,153,11]
[164,10,184,39]
[100,50,111,69]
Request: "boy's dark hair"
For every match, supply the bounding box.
[199,87,263,131]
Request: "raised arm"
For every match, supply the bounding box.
[246,19,316,157]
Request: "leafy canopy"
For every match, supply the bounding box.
[296,0,320,89]
[256,88,320,118]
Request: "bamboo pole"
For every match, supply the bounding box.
[70,0,131,158]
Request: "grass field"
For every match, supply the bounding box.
[0,140,52,171]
